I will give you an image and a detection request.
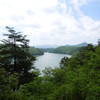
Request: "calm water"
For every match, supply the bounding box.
[34,52,71,71]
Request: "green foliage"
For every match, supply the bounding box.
[18,44,100,100]
[0,68,23,100]
[0,27,100,100]
[0,26,36,85]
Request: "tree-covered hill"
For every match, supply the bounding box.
[50,46,81,54]
[29,47,44,55]
[49,43,88,55]
[40,43,88,55]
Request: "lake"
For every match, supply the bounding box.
[34,52,71,71]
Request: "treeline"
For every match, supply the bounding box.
[0,27,100,100]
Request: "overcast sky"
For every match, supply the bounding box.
[0,0,100,46]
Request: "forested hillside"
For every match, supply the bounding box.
[50,46,81,54]
[0,27,100,100]
[29,47,44,55]
[41,43,88,55]
[49,43,87,55]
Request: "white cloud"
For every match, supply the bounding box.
[0,0,100,46]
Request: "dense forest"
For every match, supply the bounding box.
[0,27,100,100]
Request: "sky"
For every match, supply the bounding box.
[0,0,100,46]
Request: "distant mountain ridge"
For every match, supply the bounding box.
[36,42,88,49]
[45,43,88,55]
[35,45,59,48]
[73,42,88,47]
[64,42,88,47]
[30,43,88,55]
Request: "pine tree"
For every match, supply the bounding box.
[0,26,36,85]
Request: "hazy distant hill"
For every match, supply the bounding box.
[64,42,88,47]
[40,48,55,52]
[73,42,88,47]
[35,45,59,48]
[49,46,81,55]
[29,47,44,55]
[31,43,88,55]
[48,43,88,55]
